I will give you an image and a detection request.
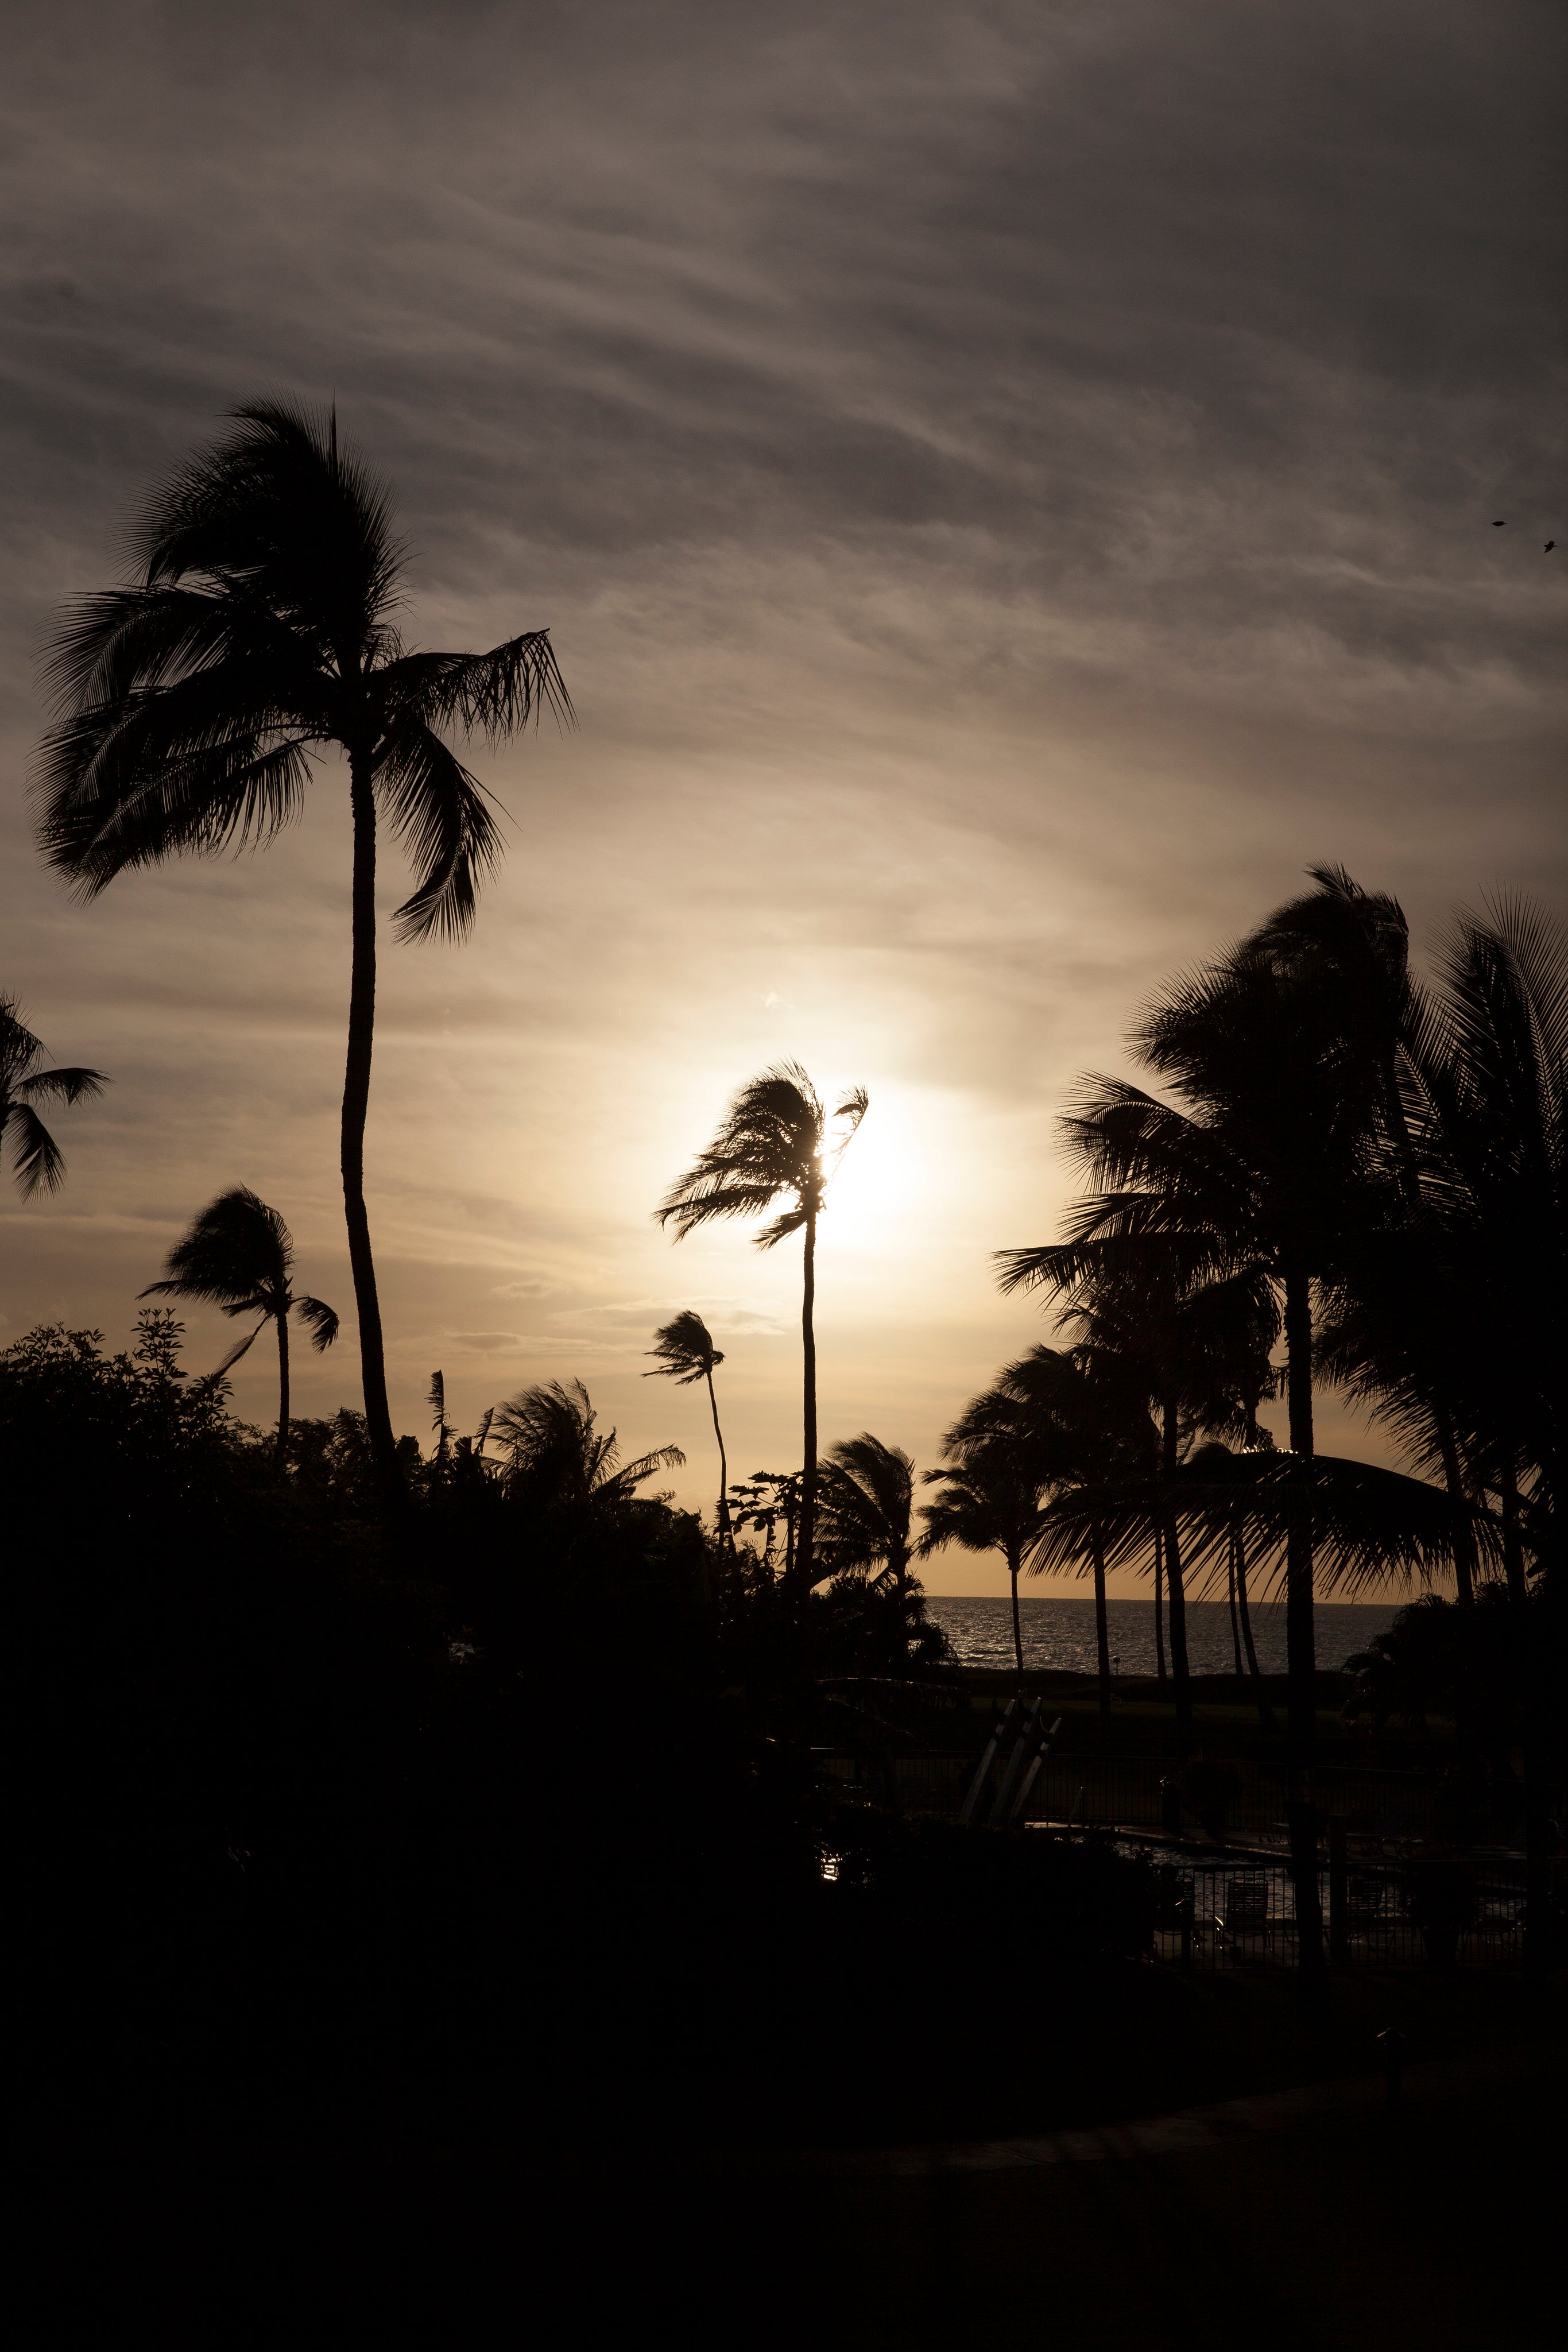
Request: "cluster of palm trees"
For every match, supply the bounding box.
[637,873,1560,1989]
[13,405,1562,1978]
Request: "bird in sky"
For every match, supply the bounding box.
[1493,518,1505,526]
[1547,540,1556,553]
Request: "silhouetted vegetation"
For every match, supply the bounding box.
[11,409,1563,2152]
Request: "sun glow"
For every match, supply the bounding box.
[815,1090,930,1259]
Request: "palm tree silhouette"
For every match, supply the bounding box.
[35,401,570,1487]
[1009,874,1406,2002]
[141,1186,338,1469]
[816,1433,917,1596]
[656,1062,867,1588]
[1392,897,1565,1969]
[1,994,107,1199]
[996,1237,1279,1748]
[489,1378,684,1530]
[979,1344,1159,1725]
[645,1310,732,1539]
[919,1433,1057,1680]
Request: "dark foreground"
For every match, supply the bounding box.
[22,2040,1559,2349]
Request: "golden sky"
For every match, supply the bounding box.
[2,2,1562,1593]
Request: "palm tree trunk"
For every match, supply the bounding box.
[1153,1525,1167,1683]
[1498,1451,1548,1975]
[1437,1410,1476,1607]
[1007,1541,1024,1679]
[1162,1396,1193,1753]
[1234,1523,1278,1733]
[1091,1531,1112,1724]
[1283,1264,1326,2010]
[704,1367,731,1542]
[1226,1534,1244,1673]
[796,1205,818,1588]
[343,754,398,1489]
[274,1305,291,1476]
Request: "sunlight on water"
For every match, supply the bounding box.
[924,1596,1400,1676]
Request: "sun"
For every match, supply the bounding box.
[816,1090,927,1259]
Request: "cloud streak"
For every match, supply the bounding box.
[1,1,1561,1587]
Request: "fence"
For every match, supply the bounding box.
[1152,1856,1529,1972]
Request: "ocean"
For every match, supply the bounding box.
[923,1595,1400,1677]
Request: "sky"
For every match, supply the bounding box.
[2,1,1563,1594]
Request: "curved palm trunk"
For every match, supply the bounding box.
[1006,1539,1024,1679]
[274,1305,291,1476]
[704,1367,732,1543]
[1436,1411,1476,1607]
[1091,1531,1112,1724]
[343,756,398,1490]
[1499,1452,1548,1975]
[1153,1526,1168,1683]
[796,1204,818,1589]
[1283,1266,1326,2009]
[1234,1523,1277,1733]
[1162,1397,1193,1753]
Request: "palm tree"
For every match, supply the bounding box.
[645,1310,732,1539]
[489,1378,684,1531]
[655,1062,867,1588]
[1000,870,1406,2003]
[919,1434,1057,1680]
[428,1368,453,1470]
[995,1245,1279,1750]
[1393,898,1564,1970]
[982,1344,1160,1726]
[140,1185,338,1469]
[34,401,571,1487]
[816,1433,917,1595]
[0,995,107,1198]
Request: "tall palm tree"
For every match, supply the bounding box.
[34,401,570,1487]
[655,1062,867,1588]
[816,1433,917,1595]
[0,995,107,1198]
[1001,871,1406,2005]
[645,1309,732,1539]
[140,1185,338,1469]
[489,1377,684,1533]
[1394,898,1565,1970]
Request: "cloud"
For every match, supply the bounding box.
[0,1,1560,1587]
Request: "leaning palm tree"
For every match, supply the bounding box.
[645,1310,732,1539]
[140,1185,338,1469]
[0,994,107,1198]
[34,400,570,1487]
[816,1433,917,1595]
[655,1062,867,1588]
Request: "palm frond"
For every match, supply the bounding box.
[377,722,504,942]
[209,1314,269,1380]
[138,399,404,648]
[380,630,574,742]
[644,1309,722,1383]
[6,1102,65,1197]
[295,1296,340,1351]
[142,1186,293,1308]
[16,1065,109,1107]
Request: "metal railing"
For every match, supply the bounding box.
[1152,1858,1529,1972]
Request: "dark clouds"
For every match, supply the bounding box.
[1,1,1562,1582]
